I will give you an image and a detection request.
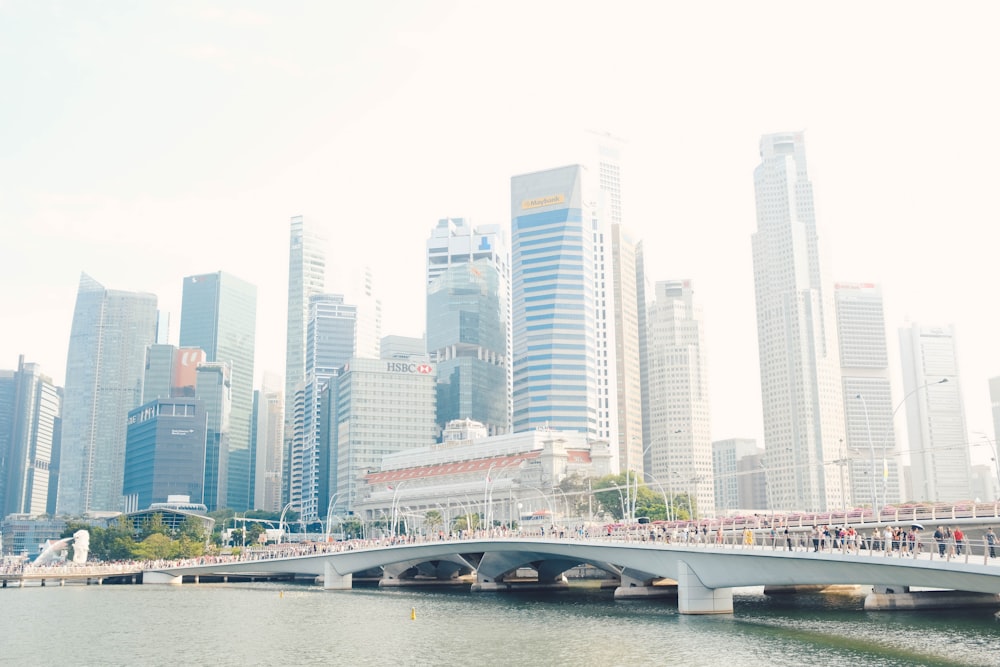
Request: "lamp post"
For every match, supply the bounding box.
[324,493,340,543]
[855,393,878,512]
[390,480,410,536]
[278,502,295,545]
[881,378,948,506]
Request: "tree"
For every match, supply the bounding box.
[424,510,444,533]
[453,512,480,532]
[133,533,176,561]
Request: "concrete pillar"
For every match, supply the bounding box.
[323,562,353,590]
[613,575,678,599]
[143,571,183,585]
[676,561,733,615]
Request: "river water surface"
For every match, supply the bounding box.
[4,582,1000,666]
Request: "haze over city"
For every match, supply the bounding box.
[2,0,999,465]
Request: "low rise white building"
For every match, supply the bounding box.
[354,421,613,533]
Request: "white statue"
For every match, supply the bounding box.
[72,529,90,564]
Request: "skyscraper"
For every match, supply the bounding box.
[426,218,510,437]
[123,397,207,511]
[285,215,326,507]
[510,164,617,441]
[253,373,284,513]
[899,323,971,502]
[0,357,61,517]
[330,358,437,513]
[57,274,158,515]
[285,215,326,414]
[835,283,899,508]
[196,362,231,511]
[644,280,714,518]
[297,293,356,520]
[180,271,257,511]
[610,224,644,476]
[751,132,846,513]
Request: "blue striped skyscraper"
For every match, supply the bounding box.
[180,271,257,511]
[510,165,616,440]
[57,273,158,515]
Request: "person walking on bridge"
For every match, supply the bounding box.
[934,526,945,557]
[953,527,965,556]
[987,527,997,558]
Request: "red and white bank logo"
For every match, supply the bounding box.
[416,364,432,374]
[385,362,434,374]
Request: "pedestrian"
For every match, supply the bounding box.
[953,527,964,556]
[785,527,793,551]
[811,526,820,552]
[987,527,997,558]
[934,526,945,557]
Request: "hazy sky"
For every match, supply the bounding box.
[2,1,999,465]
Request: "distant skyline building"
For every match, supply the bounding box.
[426,218,511,437]
[610,224,644,477]
[899,323,971,502]
[57,273,158,516]
[195,362,231,511]
[284,215,325,508]
[253,373,284,513]
[835,282,900,508]
[644,280,714,518]
[381,335,426,360]
[180,271,257,511]
[298,293,357,520]
[143,344,205,403]
[510,164,617,444]
[0,357,61,518]
[329,358,437,514]
[123,397,207,512]
[751,132,847,513]
[712,438,765,513]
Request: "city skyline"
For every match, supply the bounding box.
[3,2,1000,470]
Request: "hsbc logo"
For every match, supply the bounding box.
[385,362,433,374]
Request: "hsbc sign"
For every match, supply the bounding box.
[385,362,433,374]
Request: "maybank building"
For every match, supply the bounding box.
[511,165,606,438]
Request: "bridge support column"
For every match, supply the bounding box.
[676,561,732,615]
[864,588,1000,611]
[614,575,677,599]
[143,571,183,585]
[323,562,352,590]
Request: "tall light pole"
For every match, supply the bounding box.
[278,502,294,544]
[324,493,340,543]
[882,378,948,505]
[855,393,878,512]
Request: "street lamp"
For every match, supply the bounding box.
[278,502,295,545]
[324,493,340,543]
[881,378,948,506]
[855,393,878,512]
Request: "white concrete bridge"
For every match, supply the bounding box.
[144,536,1000,614]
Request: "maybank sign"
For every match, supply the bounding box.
[521,194,565,210]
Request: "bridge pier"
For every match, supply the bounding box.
[144,571,183,585]
[613,575,678,599]
[323,562,353,590]
[676,561,733,615]
[864,587,1000,611]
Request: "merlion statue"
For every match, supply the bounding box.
[72,529,90,564]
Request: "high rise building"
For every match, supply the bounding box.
[712,438,765,513]
[0,357,61,517]
[644,280,714,518]
[57,274,158,515]
[297,293,357,520]
[510,164,617,443]
[330,358,437,514]
[253,373,284,513]
[284,215,326,508]
[426,218,511,437]
[143,344,205,402]
[196,362,231,511]
[285,216,326,419]
[381,335,427,360]
[835,283,899,508]
[899,323,971,502]
[610,224,644,476]
[123,397,207,512]
[180,271,257,511]
[751,132,846,512]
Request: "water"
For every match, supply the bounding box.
[3,582,1000,666]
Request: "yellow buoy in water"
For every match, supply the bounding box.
[280,591,284,598]
[411,607,416,620]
